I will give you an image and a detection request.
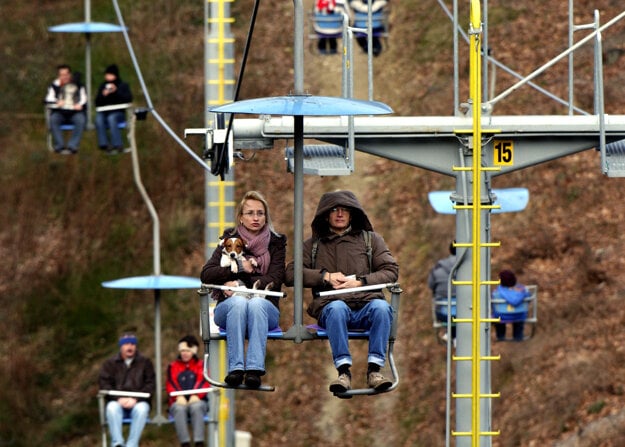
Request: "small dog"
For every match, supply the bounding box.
[220,237,258,273]
[250,280,274,299]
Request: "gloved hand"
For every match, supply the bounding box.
[189,395,200,404]
[176,395,187,406]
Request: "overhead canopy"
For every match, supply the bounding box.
[210,95,393,116]
[101,274,200,290]
[48,22,126,33]
[428,188,529,214]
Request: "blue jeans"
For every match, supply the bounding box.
[318,299,392,369]
[96,110,126,148]
[171,400,207,444]
[50,110,85,151]
[105,400,150,447]
[213,295,280,372]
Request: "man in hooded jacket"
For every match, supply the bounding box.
[285,190,399,395]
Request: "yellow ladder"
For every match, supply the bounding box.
[449,1,502,445]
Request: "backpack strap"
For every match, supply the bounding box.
[311,238,319,269]
[363,230,372,273]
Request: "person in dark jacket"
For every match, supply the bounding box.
[166,335,209,447]
[285,190,399,395]
[200,191,286,389]
[428,241,457,340]
[94,64,133,153]
[98,332,155,447]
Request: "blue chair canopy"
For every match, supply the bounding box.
[48,22,126,33]
[428,188,529,215]
[102,275,200,290]
[210,95,393,116]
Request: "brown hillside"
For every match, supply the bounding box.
[2,0,625,446]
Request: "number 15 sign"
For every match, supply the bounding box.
[493,140,514,165]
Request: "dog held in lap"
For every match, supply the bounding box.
[220,236,258,273]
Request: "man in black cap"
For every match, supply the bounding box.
[95,64,133,153]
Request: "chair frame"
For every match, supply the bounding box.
[198,282,401,397]
[45,103,133,153]
[97,389,150,447]
[432,285,538,343]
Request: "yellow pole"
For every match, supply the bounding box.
[206,0,236,445]
[469,1,482,446]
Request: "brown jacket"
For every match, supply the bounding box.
[98,352,156,404]
[285,190,399,319]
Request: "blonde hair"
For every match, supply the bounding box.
[236,190,275,232]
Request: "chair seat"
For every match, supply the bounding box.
[216,327,284,339]
[306,324,371,339]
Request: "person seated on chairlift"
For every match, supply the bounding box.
[492,269,531,342]
[285,190,399,396]
[428,241,457,342]
[200,191,286,389]
[315,0,339,54]
[44,64,87,154]
[95,64,133,154]
[347,0,388,56]
[167,335,209,447]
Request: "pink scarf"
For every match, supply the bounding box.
[237,224,271,275]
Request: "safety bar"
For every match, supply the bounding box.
[315,282,398,297]
[98,390,151,398]
[95,102,134,113]
[169,388,216,397]
[201,283,285,298]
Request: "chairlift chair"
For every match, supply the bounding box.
[198,282,401,397]
[432,296,457,345]
[97,390,150,447]
[308,1,348,55]
[45,103,133,154]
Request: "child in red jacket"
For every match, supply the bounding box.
[166,335,210,447]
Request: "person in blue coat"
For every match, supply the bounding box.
[491,270,531,341]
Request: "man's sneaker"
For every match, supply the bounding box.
[329,373,351,393]
[367,371,392,391]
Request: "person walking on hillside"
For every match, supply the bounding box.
[98,332,155,447]
[44,64,87,154]
[95,64,133,153]
[200,190,286,389]
[492,270,531,341]
[167,335,209,447]
[285,190,399,396]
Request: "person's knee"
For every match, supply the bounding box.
[133,402,150,417]
[369,299,392,322]
[246,297,268,314]
[172,403,187,416]
[324,300,349,315]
